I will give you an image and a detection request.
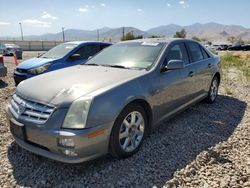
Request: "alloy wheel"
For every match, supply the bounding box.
[119,111,145,152]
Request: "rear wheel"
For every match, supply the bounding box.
[109,104,148,158]
[206,76,219,103]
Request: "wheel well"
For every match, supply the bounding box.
[214,72,221,84]
[127,99,153,128]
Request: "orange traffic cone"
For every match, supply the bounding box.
[13,53,19,66]
[0,55,4,64]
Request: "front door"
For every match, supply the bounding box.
[152,42,197,123]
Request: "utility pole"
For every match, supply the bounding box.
[62,27,65,42]
[97,29,100,41]
[122,26,125,40]
[19,22,24,41]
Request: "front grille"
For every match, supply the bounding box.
[9,94,55,124]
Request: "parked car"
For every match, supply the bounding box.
[0,43,23,58]
[6,39,221,163]
[14,41,112,85]
[242,44,250,51]
[210,44,228,51]
[227,45,244,51]
[0,55,7,77]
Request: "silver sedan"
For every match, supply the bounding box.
[6,38,221,163]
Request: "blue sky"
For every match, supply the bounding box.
[0,0,250,36]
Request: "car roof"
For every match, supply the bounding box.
[64,41,112,45]
[119,38,200,44]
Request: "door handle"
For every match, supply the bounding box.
[188,71,195,77]
[208,63,212,68]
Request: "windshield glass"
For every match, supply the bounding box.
[4,44,19,48]
[86,42,165,69]
[41,43,77,59]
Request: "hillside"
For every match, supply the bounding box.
[1,22,250,42]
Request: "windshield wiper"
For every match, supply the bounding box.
[103,64,129,69]
[84,63,100,66]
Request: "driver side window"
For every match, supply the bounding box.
[75,45,100,60]
[164,43,189,66]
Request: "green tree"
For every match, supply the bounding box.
[135,35,143,39]
[149,35,161,38]
[227,36,237,44]
[207,41,212,46]
[236,37,244,45]
[121,32,143,41]
[173,29,187,38]
[192,36,201,42]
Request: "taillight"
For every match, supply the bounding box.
[0,55,4,64]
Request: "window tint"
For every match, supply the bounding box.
[165,43,189,65]
[75,45,100,59]
[100,44,110,50]
[187,42,204,62]
[201,47,210,59]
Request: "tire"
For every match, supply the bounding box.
[109,103,148,158]
[205,76,219,103]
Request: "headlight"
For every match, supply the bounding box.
[62,97,92,129]
[27,63,51,74]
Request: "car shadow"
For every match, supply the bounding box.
[7,94,247,187]
[0,80,8,88]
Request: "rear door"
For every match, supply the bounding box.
[185,41,213,97]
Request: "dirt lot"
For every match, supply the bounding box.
[0,51,249,187]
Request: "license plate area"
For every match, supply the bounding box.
[10,120,26,140]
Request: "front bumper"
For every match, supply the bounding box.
[0,66,7,77]
[13,70,34,86]
[6,106,113,163]
[14,73,27,85]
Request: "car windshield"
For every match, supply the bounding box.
[4,44,19,48]
[86,42,165,69]
[41,43,77,59]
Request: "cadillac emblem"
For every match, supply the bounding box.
[17,101,26,115]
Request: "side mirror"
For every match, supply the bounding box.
[70,53,81,61]
[161,60,185,72]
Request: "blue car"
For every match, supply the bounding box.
[14,41,111,85]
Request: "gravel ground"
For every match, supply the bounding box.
[0,52,249,187]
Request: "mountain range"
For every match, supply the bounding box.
[2,22,250,43]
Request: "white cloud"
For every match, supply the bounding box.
[41,12,57,20]
[167,3,171,7]
[23,19,51,27]
[79,7,88,12]
[100,3,106,7]
[0,21,10,25]
[179,0,190,8]
[137,8,142,12]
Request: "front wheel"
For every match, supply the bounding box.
[109,104,148,158]
[206,76,219,103]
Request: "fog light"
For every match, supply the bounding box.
[58,138,75,147]
[61,149,78,157]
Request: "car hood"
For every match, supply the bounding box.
[16,65,145,107]
[17,57,55,69]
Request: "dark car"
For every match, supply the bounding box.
[227,45,244,51]
[14,41,112,85]
[242,44,250,51]
[0,55,7,77]
[0,43,23,58]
